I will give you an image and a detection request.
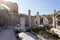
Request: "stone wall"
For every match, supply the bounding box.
[0,10,20,26]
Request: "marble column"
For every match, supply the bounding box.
[43,16,48,25]
[52,17,55,27]
[28,10,31,29]
[52,10,56,28]
[20,17,26,31]
[36,12,40,26]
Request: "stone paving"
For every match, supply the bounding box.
[0,28,17,40]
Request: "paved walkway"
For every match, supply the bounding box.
[0,29,17,40]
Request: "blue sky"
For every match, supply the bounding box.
[5,0,60,15]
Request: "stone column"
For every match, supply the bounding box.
[52,10,56,28]
[36,12,40,26]
[20,17,26,31]
[28,10,31,29]
[52,17,55,27]
[43,16,48,25]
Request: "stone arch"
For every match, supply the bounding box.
[0,1,18,13]
[0,3,10,11]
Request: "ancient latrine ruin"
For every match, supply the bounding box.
[0,0,60,30]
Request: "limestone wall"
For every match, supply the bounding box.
[0,10,20,26]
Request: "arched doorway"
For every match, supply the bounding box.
[0,1,18,13]
[0,3,10,12]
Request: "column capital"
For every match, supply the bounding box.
[37,11,39,15]
[28,10,31,15]
[54,9,56,12]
